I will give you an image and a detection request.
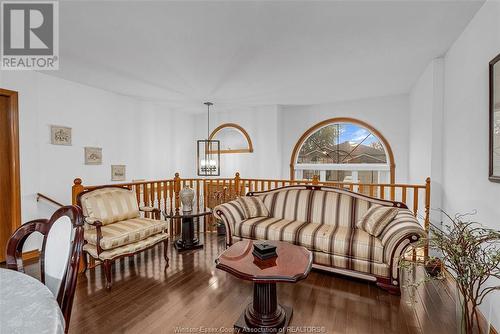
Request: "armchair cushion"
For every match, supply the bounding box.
[80,187,140,225]
[84,233,168,261]
[84,217,168,250]
[356,205,399,237]
[237,196,269,219]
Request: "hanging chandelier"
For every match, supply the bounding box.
[197,102,220,176]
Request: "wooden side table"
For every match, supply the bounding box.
[163,209,211,251]
[215,240,312,333]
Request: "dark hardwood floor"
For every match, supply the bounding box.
[22,234,460,334]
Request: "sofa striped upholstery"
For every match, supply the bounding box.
[214,185,425,291]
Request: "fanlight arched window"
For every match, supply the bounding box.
[290,118,394,184]
[209,123,253,154]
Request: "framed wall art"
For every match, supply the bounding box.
[50,125,72,145]
[111,165,126,181]
[84,147,102,165]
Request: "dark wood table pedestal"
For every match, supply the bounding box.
[163,210,211,252]
[235,282,292,333]
[174,215,203,251]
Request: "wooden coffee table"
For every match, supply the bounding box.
[215,240,312,333]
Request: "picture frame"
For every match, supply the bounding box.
[84,147,102,165]
[489,53,500,182]
[50,125,72,145]
[111,165,126,181]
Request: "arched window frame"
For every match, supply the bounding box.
[209,123,254,154]
[289,117,395,184]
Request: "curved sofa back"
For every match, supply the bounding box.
[249,185,406,228]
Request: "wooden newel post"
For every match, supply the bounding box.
[72,178,84,205]
[424,177,431,258]
[174,173,181,214]
[234,172,241,196]
[312,175,319,185]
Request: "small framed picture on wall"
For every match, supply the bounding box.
[111,165,126,181]
[84,147,102,165]
[50,125,72,145]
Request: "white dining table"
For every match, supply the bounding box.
[0,268,65,334]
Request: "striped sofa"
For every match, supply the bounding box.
[77,186,169,288]
[213,185,425,294]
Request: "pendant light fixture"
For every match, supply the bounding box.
[197,102,220,176]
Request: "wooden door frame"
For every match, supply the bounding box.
[0,88,21,259]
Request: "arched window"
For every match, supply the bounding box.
[209,123,253,154]
[290,118,395,184]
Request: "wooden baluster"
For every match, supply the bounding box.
[267,180,271,190]
[249,180,253,193]
[168,181,173,214]
[162,181,167,213]
[135,184,141,207]
[401,186,407,206]
[156,182,161,210]
[174,173,181,215]
[234,172,240,197]
[203,180,208,234]
[228,179,233,201]
[369,184,374,197]
[143,183,150,217]
[424,177,431,258]
[379,185,385,199]
[349,184,354,192]
[196,179,201,211]
[413,187,419,217]
[390,185,395,201]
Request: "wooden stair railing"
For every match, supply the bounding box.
[72,173,431,257]
[37,193,64,208]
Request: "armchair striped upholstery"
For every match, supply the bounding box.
[214,185,425,294]
[77,186,169,289]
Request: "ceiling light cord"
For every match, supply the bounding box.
[204,101,213,140]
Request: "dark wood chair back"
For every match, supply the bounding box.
[5,205,84,333]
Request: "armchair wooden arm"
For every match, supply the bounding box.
[140,206,161,219]
[83,217,104,256]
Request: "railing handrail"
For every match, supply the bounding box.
[239,178,427,189]
[72,172,431,257]
[37,193,64,208]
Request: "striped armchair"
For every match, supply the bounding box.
[77,186,169,289]
[214,185,425,294]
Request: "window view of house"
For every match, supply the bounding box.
[295,123,390,184]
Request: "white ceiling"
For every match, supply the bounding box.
[49,0,484,113]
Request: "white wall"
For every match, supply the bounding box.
[441,0,500,328]
[193,105,282,179]
[408,58,444,223]
[0,71,194,249]
[279,95,411,183]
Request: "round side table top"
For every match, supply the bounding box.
[162,209,212,219]
[215,240,313,283]
[0,268,65,334]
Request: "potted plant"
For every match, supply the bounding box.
[400,211,500,334]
